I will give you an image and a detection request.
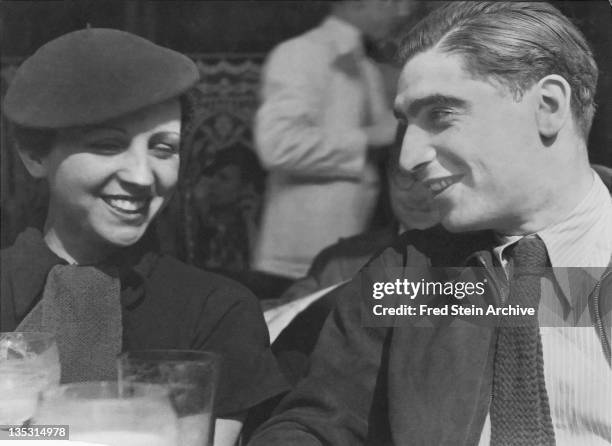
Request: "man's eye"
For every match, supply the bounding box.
[427,108,455,130]
[429,108,454,125]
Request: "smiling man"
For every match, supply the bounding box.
[393,18,596,237]
[250,2,611,446]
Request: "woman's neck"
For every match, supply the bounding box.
[43,225,113,265]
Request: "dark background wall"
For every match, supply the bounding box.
[0,1,330,56]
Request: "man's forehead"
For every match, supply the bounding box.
[394,49,505,113]
[397,50,483,101]
[397,50,471,97]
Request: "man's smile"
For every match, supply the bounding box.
[423,175,463,196]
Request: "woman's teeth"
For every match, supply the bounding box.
[104,196,148,213]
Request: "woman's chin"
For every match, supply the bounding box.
[100,227,148,249]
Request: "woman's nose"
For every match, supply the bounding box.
[117,145,155,187]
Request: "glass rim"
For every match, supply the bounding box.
[118,349,220,364]
[1,331,57,356]
[41,380,170,400]
[1,331,56,341]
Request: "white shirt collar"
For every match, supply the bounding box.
[322,15,363,56]
[494,169,612,269]
[493,170,612,308]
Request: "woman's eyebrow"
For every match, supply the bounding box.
[77,125,127,135]
[149,131,180,143]
[152,130,181,136]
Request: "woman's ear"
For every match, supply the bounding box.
[16,147,48,178]
[535,74,572,139]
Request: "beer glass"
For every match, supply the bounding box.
[0,332,60,425]
[34,381,178,446]
[118,350,219,446]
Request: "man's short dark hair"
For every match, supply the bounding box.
[397,1,598,138]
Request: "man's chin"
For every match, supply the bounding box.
[440,214,485,233]
[406,214,441,231]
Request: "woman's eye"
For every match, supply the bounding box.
[149,132,180,159]
[150,142,179,159]
[89,140,125,153]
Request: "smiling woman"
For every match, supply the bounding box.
[0,28,288,446]
[16,100,182,264]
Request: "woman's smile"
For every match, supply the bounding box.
[101,194,152,215]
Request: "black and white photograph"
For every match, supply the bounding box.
[1,1,611,445]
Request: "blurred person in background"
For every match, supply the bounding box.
[253,0,418,284]
[265,150,440,313]
[192,144,264,274]
[265,157,442,386]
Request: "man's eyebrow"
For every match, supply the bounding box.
[394,94,469,121]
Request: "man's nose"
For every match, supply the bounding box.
[398,124,436,175]
[117,145,155,187]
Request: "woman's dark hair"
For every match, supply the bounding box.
[11,124,56,158]
[11,95,190,160]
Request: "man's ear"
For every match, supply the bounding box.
[535,74,572,139]
[16,147,48,178]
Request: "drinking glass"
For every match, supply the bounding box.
[0,332,60,425]
[118,350,219,446]
[33,381,178,446]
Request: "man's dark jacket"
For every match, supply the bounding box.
[250,170,612,446]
